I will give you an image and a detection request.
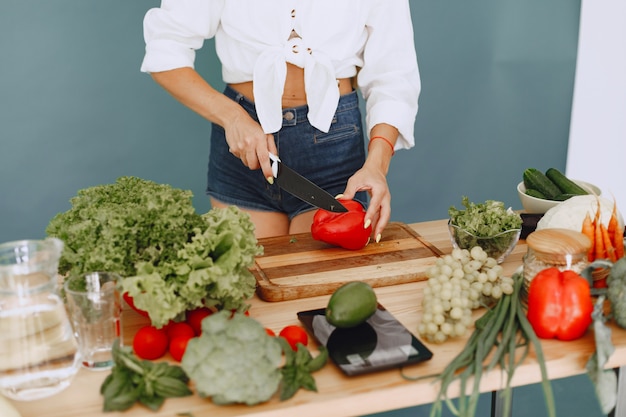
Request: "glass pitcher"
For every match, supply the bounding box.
[0,238,80,401]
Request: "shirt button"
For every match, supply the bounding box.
[291,9,296,18]
[284,111,295,121]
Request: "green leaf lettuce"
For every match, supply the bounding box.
[46,176,263,327]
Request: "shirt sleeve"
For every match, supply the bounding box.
[140,0,224,73]
[357,0,421,150]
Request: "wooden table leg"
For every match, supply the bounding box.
[491,390,512,417]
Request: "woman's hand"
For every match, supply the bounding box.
[150,67,276,181]
[342,125,398,242]
[341,160,391,243]
[223,112,277,181]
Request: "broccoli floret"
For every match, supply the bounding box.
[608,257,626,329]
[181,311,283,405]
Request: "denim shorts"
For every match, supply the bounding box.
[206,85,367,219]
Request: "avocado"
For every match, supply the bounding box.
[326,281,378,328]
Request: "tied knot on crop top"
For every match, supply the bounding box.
[140,0,420,149]
[254,22,340,134]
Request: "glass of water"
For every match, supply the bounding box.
[64,271,123,370]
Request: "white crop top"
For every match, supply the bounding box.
[140,0,420,150]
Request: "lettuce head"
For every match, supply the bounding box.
[46,176,263,327]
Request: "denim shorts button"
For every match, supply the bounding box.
[283,111,295,121]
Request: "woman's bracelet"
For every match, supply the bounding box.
[368,136,395,156]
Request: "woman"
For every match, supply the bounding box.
[140,1,420,241]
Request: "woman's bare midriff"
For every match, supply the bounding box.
[229,63,354,108]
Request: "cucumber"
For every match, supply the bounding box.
[553,193,577,201]
[326,281,377,328]
[525,189,547,199]
[545,168,589,196]
[523,168,561,200]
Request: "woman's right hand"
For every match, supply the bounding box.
[223,111,277,182]
[151,68,277,181]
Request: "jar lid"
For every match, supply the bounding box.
[526,228,591,264]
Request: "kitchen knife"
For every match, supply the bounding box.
[269,153,348,212]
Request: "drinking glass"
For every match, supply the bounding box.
[64,271,123,370]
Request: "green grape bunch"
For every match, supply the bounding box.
[418,246,515,343]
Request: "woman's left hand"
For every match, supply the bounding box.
[341,161,391,243]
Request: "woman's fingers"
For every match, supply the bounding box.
[343,168,391,243]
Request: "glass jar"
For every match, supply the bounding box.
[522,228,592,297]
[0,238,80,401]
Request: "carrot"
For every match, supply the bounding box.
[615,225,625,259]
[594,211,606,260]
[581,212,595,261]
[608,200,624,259]
[601,223,617,262]
[608,201,618,247]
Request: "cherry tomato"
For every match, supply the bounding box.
[166,322,195,341]
[229,309,250,319]
[265,327,276,337]
[132,325,169,360]
[169,335,193,362]
[186,307,213,336]
[122,293,149,317]
[279,325,309,350]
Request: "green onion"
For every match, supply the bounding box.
[403,272,556,417]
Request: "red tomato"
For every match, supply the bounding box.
[122,293,149,317]
[279,325,309,350]
[229,309,250,318]
[265,327,276,337]
[166,322,195,341]
[169,335,193,362]
[132,325,169,360]
[186,307,213,336]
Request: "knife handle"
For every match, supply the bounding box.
[269,152,280,178]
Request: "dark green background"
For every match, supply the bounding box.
[1,1,603,416]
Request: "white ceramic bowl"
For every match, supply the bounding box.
[517,180,601,214]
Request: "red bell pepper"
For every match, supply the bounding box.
[526,267,593,341]
[311,199,372,250]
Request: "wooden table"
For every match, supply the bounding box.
[10,220,626,417]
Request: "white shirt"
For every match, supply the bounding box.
[140,0,420,150]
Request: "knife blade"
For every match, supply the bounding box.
[269,153,348,213]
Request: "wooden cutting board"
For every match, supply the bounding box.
[252,222,444,302]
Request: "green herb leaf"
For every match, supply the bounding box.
[306,346,329,372]
[139,392,166,411]
[586,295,617,414]
[449,197,522,237]
[100,340,192,412]
[279,342,328,401]
[153,376,193,398]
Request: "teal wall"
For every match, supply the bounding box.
[1,0,579,242]
[1,1,605,417]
